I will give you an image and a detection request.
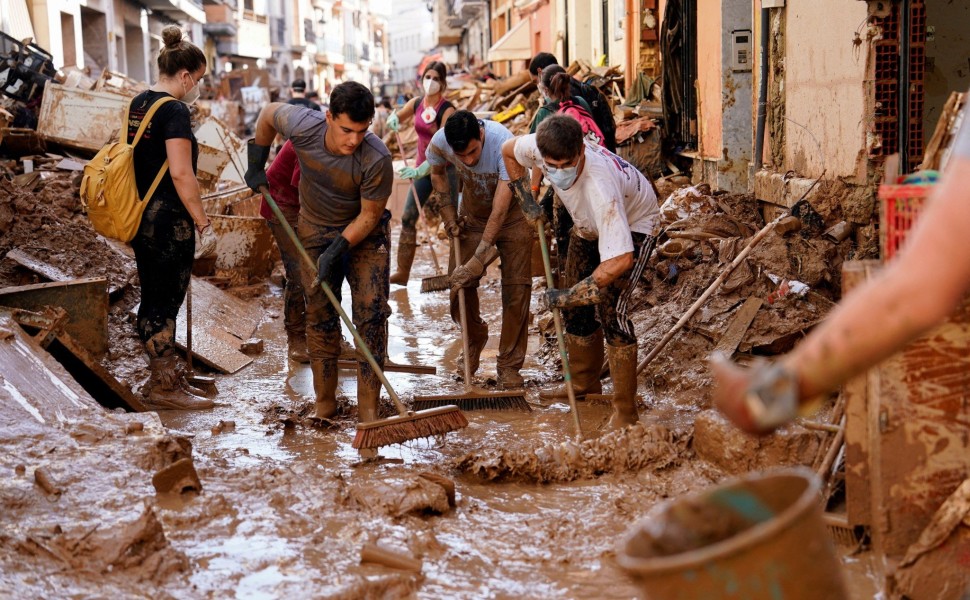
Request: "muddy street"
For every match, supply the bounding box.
[143,231,708,598]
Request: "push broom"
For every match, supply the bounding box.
[393,132,450,293]
[259,188,468,449]
[411,238,531,412]
[536,219,583,440]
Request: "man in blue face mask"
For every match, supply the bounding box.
[502,115,661,430]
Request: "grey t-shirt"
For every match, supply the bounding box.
[426,119,514,221]
[274,104,393,227]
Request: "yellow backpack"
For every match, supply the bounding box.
[80,96,175,242]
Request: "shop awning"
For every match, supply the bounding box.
[486,19,531,63]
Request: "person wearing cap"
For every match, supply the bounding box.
[288,79,321,111]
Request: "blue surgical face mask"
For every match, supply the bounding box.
[545,164,579,190]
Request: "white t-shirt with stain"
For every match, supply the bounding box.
[514,135,661,261]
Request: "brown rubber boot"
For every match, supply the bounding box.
[606,342,639,430]
[538,329,604,401]
[497,368,524,390]
[144,355,214,410]
[390,228,417,285]
[287,330,310,363]
[310,360,338,419]
[357,375,381,459]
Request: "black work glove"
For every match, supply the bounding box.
[313,235,350,288]
[245,141,271,193]
[509,176,544,226]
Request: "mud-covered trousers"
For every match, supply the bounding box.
[448,212,534,372]
[131,202,195,357]
[561,230,655,346]
[298,210,392,391]
[400,167,459,232]
[266,202,306,337]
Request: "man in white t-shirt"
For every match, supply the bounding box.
[426,110,534,389]
[502,114,660,429]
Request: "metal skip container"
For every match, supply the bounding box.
[617,468,848,600]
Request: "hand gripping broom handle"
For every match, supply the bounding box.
[260,188,410,416]
[536,220,583,440]
[394,132,442,275]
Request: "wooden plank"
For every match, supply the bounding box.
[0,278,109,357]
[712,296,763,357]
[5,247,71,282]
[131,277,259,374]
[0,311,101,430]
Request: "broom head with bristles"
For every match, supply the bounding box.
[353,405,468,449]
[413,387,531,412]
[420,274,451,293]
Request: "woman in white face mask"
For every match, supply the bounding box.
[128,25,216,411]
[383,60,459,285]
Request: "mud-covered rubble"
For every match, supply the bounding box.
[455,423,685,483]
[0,316,194,596]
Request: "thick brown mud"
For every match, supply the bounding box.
[0,174,881,598]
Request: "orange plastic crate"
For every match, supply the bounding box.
[879,184,932,260]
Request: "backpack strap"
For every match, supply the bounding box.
[125,96,176,203]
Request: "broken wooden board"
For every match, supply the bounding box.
[0,311,102,428]
[171,278,261,374]
[712,296,763,357]
[0,278,109,357]
[7,307,147,412]
[3,248,125,297]
[5,247,71,281]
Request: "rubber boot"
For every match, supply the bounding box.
[287,330,310,363]
[357,375,381,459]
[144,355,214,410]
[497,367,524,390]
[606,342,639,429]
[538,329,604,401]
[311,360,338,419]
[390,228,417,285]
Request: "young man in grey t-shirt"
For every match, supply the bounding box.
[245,82,394,439]
[426,111,533,389]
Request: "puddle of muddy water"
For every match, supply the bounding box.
[72,228,876,598]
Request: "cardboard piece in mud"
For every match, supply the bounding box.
[130,277,261,374]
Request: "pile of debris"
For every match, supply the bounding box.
[386,61,664,178]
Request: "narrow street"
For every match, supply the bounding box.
[148,227,685,597]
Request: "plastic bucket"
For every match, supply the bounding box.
[617,468,847,600]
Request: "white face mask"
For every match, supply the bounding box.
[545,164,580,190]
[181,74,201,105]
[423,78,441,96]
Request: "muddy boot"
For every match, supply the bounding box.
[144,355,214,410]
[606,342,639,430]
[539,329,604,401]
[310,360,338,419]
[287,330,310,363]
[173,359,209,397]
[339,337,357,360]
[497,367,524,390]
[357,375,381,459]
[390,229,417,285]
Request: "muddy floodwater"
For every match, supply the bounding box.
[1,227,881,598]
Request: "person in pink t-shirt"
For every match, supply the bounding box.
[384,61,458,285]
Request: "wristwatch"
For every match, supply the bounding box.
[743,362,800,432]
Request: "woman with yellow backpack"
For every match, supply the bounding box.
[128,26,215,410]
